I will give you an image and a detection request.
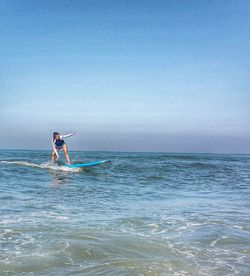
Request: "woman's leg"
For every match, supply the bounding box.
[63,144,71,164]
[51,148,60,163]
[51,151,56,163]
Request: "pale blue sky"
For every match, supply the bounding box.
[0,0,249,153]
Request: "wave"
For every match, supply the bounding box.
[0,160,81,172]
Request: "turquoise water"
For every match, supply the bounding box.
[0,150,249,275]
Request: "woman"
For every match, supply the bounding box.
[51,131,76,164]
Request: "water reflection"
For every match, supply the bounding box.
[50,170,69,185]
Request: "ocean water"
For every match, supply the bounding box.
[0,150,249,276]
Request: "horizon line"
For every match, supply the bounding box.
[0,148,249,156]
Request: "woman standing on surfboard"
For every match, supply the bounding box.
[51,132,76,164]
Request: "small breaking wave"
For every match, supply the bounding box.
[0,160,81,172]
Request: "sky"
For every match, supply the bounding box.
[0,0,249,153]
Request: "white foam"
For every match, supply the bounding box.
[56,216,69,221]
[147,223,159,228]
[0,160,81,172]
[210,236,228,247]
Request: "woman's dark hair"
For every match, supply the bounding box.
[53,132,60,140]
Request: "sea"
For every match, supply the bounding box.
[0,150,249,275]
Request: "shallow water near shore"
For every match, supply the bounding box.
[0,150,250,275]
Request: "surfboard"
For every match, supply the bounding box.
[65,160,110,168]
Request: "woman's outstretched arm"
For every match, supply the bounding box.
[60,132,76,139]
